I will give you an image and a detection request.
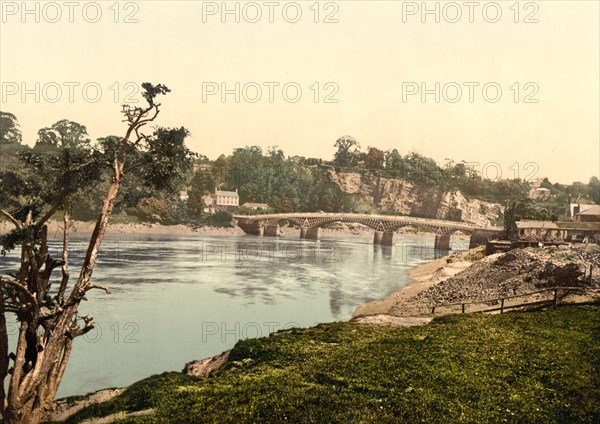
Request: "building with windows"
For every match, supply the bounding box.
[213,189,239,210]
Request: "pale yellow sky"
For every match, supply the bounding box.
[1,1,598,184]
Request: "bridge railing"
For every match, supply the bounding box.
[233,213,501,231]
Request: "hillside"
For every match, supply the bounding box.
[330,172,503,226]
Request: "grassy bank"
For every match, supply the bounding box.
[58,304,600,423]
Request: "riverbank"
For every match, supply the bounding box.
[50,304,600,423]
[0,219,461,240]
[353,248,483,321]
[353,244,600,322]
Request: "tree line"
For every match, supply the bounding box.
[2,114,599,225]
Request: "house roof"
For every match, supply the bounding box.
[516,220,559,229]
[215,190,239,198]
[576,205,600,216]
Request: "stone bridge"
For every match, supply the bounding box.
[233,213,503,249]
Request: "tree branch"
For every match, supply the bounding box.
[0,277,36,305]
[0,209,21,229]
[56,212,70,306]
[34,205,59,228]
[83,284,111,295]
[69,316,95,338]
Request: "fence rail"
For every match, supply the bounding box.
[431,286,600,315]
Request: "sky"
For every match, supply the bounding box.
[1,0,599,184]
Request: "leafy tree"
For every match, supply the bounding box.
[0,83,194,423]
[207,210,233,227]
[365,147,385,170]
[187,190,207,217]
[35,119,91,150]
[0,112,22,145]
[384,149,402,175]
[588,176,600,204]
[333,136,361,168]
[190,169,215,196]
[272,195,295,213]
[504,200,553,238]
[212,154,228,188]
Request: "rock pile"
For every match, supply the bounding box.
[412,245,600,307]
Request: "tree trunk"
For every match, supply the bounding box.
[3,182,121,423]
[0,297,8,417]
[1,89,163,423]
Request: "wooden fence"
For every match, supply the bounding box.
[431,286,600,315]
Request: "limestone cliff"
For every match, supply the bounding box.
[330,172,502,226]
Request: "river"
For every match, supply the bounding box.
[1,233,465,398]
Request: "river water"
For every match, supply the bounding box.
[1,233,464,398]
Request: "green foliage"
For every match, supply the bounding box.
[365,147,385,170]
[3,116,597,229]
[186,190,205,217]
[140,83,170,106]
[207,211,233,227]
[0,89,195,253]
[1,145,102,223]
[62,304,600,423]
[504,200,554,236]
[141,127,195,192]
[333,136,361,168]
[35,119,91,150]
[190,169,215,195]
[536,176,600,218]
[0,111,22,144]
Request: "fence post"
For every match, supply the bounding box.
[461,304,465,314]
[431,306,435,314]
[553,288,558,308]
[500,298,504,314]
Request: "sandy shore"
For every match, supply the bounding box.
[0,220,245,238]
[352,248,480,321]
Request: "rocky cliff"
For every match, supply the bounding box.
[330,172,502,226]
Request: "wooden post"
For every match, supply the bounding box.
[553,288,558,308]
[461,304,465,314]
[500,298,504,314]
[431,306,435,314]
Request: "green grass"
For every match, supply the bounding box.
[60,304,600,423]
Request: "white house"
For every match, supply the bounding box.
[213,189,239,210]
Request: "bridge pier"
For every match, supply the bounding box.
[305,227,321,240]
[381,232,395,246]
[300,228,308,239]
[264,225,280,237]
[373,231,383,245]
[434,233,451,251]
